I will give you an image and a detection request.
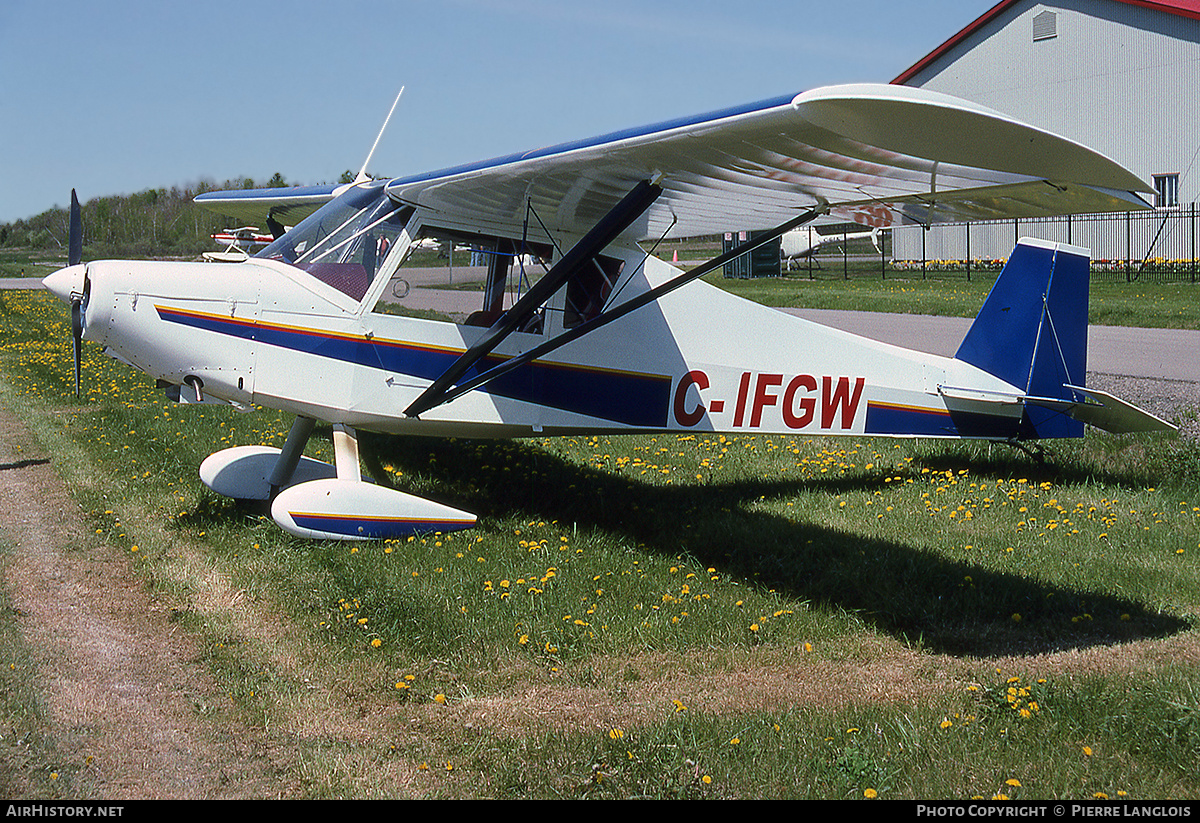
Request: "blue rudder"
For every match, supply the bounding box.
[954,237,1090,439]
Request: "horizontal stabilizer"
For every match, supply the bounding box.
[1026,385,1177,434]
[939,383,1176,436]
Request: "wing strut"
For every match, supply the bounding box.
[404,178,663,418]
[410,203,829,417]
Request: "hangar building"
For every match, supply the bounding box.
[890,0,1200,266]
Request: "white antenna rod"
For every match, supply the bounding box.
[355,86,405,184]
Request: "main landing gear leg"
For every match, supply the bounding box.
[268,415,316,496]
[332,423,362,482]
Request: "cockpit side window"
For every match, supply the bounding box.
[370,225,552,333]
[563,255,623,328]
[256,183,411,302]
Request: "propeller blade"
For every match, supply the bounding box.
[68,189,83,267]
[71,296,82,397]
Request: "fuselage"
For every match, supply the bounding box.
[46,240,1025,443]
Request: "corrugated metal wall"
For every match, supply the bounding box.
[896,0,1200,262]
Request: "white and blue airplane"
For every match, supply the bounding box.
[43,83,1174,541]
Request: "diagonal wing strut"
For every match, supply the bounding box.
[408,203,828,418]
[404,177,663,418]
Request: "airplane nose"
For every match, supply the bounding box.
[43,263,87,304]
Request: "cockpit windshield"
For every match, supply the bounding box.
[256,181,412,302]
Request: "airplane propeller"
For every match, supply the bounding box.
[67,189,89,397]
[68,189,82,267]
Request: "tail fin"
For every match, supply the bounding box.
[955,237,1089,439]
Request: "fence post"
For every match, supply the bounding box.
[1126,211,1131,283]
[921,226,927,280]
[965,222,971,282]
[1192,202,1196,284]
[807,226,814,280]
[880,230,886,279]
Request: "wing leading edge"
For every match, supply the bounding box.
[194,183,344,228]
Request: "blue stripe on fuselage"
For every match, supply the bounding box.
[155,306,671,427]
[865,401,1021,439]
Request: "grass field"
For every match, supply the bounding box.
[1,283,1198,799]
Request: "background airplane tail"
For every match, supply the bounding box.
[954,238,1089,439]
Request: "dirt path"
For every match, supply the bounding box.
[0,406,275,799]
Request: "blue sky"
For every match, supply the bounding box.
[0,0,992,223]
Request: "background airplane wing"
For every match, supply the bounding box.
[194,183,343,228]
[384,83,1152,242]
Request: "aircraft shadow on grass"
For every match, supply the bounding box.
[299,431,1188,659]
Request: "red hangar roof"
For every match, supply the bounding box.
[892,0,1200,85]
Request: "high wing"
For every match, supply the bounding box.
[194,84,1151,241]
[194,183,344,228]
[382,83,1152,244]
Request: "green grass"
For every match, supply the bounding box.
[0,248,61,279]
[699,270,1200,330]
[1,288,1198,798]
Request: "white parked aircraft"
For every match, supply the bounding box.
[204,227,278,262]
[44,83,1174,540]
[780,223,881,269]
